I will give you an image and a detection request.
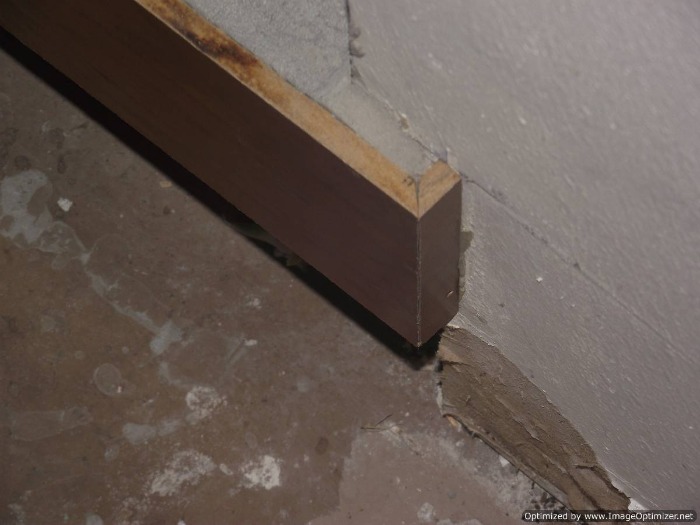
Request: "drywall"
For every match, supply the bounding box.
[347,0,700,508]
[182,0,700,507]
[451,183,698,508]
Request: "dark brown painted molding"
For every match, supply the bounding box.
[0,0,461,344]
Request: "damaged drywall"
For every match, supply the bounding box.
[443,183,700,508]
[439,326,628,510]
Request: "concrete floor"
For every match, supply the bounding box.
[0,32,560,525]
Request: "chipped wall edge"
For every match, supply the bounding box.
[438,325,630,510]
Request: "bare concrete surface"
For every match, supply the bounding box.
[0,34,559,524]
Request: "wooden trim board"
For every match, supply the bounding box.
[0,0,462,345]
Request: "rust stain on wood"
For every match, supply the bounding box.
[148,0,260,71]
[140,0,420,213]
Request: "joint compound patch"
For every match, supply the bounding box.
[241,455,282,490]
[149,450,216,496]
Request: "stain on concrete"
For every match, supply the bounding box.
[122,422,158,446]
[0,170,186,356]
[84,513,104,525]
[10,407,92,442]
[0,126,18,166]
[13,154,31,170]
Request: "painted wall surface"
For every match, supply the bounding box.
[348,0,700,508]
[184,0,700,508]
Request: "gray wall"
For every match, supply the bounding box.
[349,0,700,508]
[185,0,700,508]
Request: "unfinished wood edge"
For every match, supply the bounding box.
[417,160,462,218]
[139,0,420,215]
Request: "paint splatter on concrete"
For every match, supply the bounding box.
[56,197,73,212]
[149,320,183,356]
[0,170,185,356]
[185,385,226,424]
[84,513,104,525]
[241,455,282,490]
[93,363,125,396]
[149,450,216,496]
[122,423,158,446]
[219,463,234,476]
[417,502,436,522]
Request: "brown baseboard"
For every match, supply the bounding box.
[0,0,461,345]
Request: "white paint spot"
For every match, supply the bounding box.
[149,450,215,496]
[246,297,262,309]
[185,386,226,424]
[417,502,436,523]
[244,339,258,347]
[57,197,73,212]
[241,455,282,490]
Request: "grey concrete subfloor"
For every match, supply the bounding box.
[0,33,558,524]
